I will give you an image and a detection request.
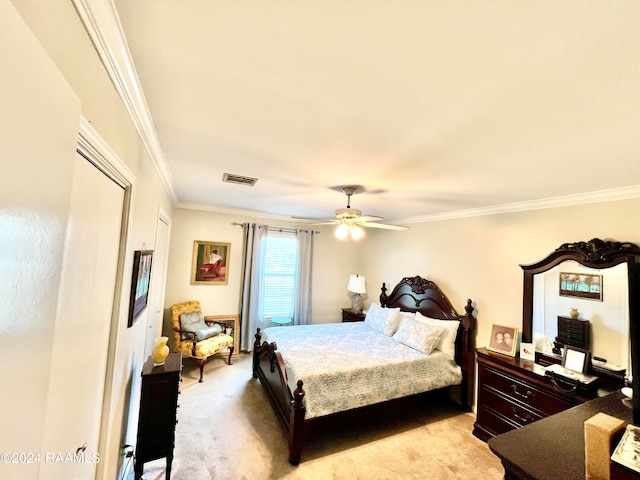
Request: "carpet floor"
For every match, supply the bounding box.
[128,353,504,480]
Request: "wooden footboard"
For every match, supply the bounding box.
[252,328,306,465]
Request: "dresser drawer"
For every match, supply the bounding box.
[476,404,521,437]
[479,385,542,427]
[479,363,575,417]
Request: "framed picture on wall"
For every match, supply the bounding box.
[191,240,230,285]
[128,250,154,327]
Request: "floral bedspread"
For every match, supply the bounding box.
[260,322,462,419]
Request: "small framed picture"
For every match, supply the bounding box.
[487,324,518,357]
[520,342,535,361]
[127,250,154,327]
[563,346,591,374]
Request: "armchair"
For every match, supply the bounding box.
[170,301,234,382]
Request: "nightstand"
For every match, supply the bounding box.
[341,308,366,322]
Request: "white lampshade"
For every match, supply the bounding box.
[347,274,366,294]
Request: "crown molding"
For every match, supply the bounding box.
[71,0,177,203]
[175,202,298,222]
[396,186,640,225]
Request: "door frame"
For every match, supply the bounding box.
[77,117,136,480]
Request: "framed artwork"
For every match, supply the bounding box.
[128,250,154,327]
[204,314,239,356]
[191,240,230,285]
[563,346,591,374]
[487,323,518,356]
[559,272,603,301]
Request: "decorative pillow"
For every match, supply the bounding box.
[364,303,401,336]
[179,311,223,341]
[396,311,416,328]
[414,312,460,360]
[392,317,445,355]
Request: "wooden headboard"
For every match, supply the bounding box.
[380,275,476,410]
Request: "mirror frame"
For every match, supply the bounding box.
[520,238,640,423]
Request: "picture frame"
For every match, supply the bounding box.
[520,342,535,361]
[487,323,518,356]
[191,240,230,285]
[562,345,591,374]
[204,314,239,356]
[128,250,154,327]
[559,272,603,301]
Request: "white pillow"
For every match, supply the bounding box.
[392,317,445,355]
[364,303,401,336]
[414,311,460,360]
[396,311,416,328]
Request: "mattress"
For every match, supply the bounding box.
[260,322,462,419]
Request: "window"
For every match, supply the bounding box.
[262,230,297,319]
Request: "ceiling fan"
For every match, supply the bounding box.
[294,186,408,240]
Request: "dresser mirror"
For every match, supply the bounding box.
[521,239,640,361]
[521,238,640,422]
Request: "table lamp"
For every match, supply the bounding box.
[347,274,366,311]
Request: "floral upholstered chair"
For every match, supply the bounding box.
[170,301,234,382]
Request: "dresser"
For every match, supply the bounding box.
[473,347,601,442]
[341,308,366,322]
[134,352,182,480]
[488,391,637,480]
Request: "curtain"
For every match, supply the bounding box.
[294,228,315,325]
[239,224,267,352]
[238,224,316,351]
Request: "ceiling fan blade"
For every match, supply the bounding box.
[292,216,339,226]
[359,221,409,231]
[354,215,384,223]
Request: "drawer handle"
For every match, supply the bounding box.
[511,384,533,399]
[510,407,534,424]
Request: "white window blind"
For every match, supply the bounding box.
[262,230,297,319]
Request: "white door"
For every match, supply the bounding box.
[40,153,124,480]
[145,210,171,357]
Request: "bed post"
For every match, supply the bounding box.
[252,328,262,378]
[288,380,306,465]
[459,299,476,411]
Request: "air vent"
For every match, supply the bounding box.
[222,173,258,186]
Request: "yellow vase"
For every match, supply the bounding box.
[152,336,170,366]
[570,308,579,319]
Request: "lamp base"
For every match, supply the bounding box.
[351,293,363,312]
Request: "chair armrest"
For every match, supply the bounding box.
[174,328,197,341]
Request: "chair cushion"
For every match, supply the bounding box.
[179,311,223,341]
[175,333,234,359]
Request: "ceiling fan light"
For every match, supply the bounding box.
[335,223,349,240]
[350,225,365,240]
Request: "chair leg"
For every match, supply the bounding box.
[227,346,234,365]
[197,358,207,383]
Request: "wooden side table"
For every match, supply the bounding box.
[341,308,366,322]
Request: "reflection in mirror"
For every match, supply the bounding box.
[532,260,629,369]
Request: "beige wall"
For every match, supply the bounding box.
[164,209,361,338]
[4,2,174,479]
[167,197,640,359]
[360,198,640,353]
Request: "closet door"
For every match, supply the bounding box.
[40,152,124,479]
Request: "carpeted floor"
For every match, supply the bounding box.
[128,353,504,480]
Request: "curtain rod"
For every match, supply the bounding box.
[231,222,320,234]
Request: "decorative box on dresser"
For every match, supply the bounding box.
[341,308,366,322]
[473,347,601,442]
[134,352,182,480]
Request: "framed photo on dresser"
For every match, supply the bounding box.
[487,324,518,356]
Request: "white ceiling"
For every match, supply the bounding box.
[109,1,640,224]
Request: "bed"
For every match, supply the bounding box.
[252,275,476,465]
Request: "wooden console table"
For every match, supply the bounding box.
[488,390,638,479]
